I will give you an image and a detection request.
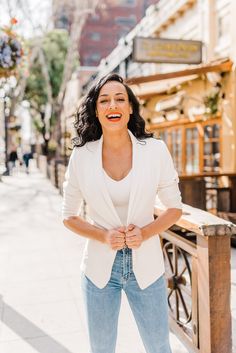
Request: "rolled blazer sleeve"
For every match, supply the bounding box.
[157,141,182,209]
[62,148,84,220]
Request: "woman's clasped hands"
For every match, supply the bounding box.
[105,224,143,250]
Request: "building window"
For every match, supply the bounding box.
[154,119,222,175]
[90,32,101,41]
[56,14,69,30]
[171,129,182,174]
[216,3,230,40]
[84,53,101,66]
[217,12,229,39]
[158,130,168,144]
[185,127,199,174]
[115,15,136,27]
[157,129,182,174]
[91,13,100,21]
[203,124,220,172]
[120,0,136,6]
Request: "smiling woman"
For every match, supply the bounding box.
[62,73,183,353]
[96,80,132,131]
[73,73,153,147]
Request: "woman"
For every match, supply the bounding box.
[62,73,182,353]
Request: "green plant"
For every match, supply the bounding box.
[203,89,220,115]
[48,139,57,152]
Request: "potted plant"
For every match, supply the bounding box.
[203,86,221,116]
[0,18,23,78]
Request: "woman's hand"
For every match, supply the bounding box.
[104,226,126,250]
[125,224,143,249]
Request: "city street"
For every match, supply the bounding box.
[0,162,235,353]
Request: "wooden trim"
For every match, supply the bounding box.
[198,123,204,173]
[149,115,221,130]
[179,172,236,179]
[191,257,199,347]
[154,203,235,237]
[126,59,233,85]
[150,117,222,177]
[169,317,200,353]
[219,123,223,173]
[182,125,186,174]
[160,230,197,257]
[197,235,232,353]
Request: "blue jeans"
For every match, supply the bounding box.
[81,247,172,353]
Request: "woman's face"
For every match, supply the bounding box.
[96,80,132,133]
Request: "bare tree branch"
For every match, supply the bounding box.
[37,48,53,105]
[9,45,40,114]
[57,0,100,106]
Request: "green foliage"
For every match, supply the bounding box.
[42,30,70,98]
[24,29,79,155]
[25,63,48,107]
[32,115,44,134]
[24,29,70,110]
[203,89,220,115]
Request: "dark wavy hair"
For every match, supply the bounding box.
[73,72,153,147]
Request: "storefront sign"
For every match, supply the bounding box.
[133,37,202,64]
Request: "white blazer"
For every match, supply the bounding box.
[62,130,182,289]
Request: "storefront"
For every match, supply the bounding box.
[127,58,236,214]
[127,58,234,173]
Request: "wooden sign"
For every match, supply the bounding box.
[133,37,202,64]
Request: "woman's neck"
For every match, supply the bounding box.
[102,129,131,152]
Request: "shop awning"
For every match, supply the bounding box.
[126,57,233,99]
[129,74,198,99]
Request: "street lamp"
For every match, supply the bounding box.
[2,96,9,176]
[1,77,17,176]
[0,86,9,177]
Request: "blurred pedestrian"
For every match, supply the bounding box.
[23,150,33,174]
[62,73,183,353]
[8,147,18,175]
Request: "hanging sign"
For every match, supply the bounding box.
[133,37,202,64]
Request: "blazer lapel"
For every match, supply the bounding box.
[126,130,144,226]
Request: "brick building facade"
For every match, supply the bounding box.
[53,0,158,67]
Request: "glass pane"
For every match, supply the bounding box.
[213,124,219,138]
[186,143,191,159]
[193,127,198,139]
[204,142,212,154]
[185,126,199,173]
[213,142,219,154]
[159,131,168,143]
[186,129,192,141]
[177,130,181,142]
[204,158,212,167]
[204,125,212,140]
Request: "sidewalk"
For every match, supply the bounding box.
[0,163,234,353]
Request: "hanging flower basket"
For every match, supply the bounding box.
[0,19,23,78]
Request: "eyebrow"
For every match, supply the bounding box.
[99,92,126,97]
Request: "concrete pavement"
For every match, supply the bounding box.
[0,162,235,353]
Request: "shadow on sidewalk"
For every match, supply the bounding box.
[0,295,73,353]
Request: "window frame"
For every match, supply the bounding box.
[153,117,222,175]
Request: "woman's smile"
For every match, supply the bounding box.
[96,81,132,131]
[106,111,122,122]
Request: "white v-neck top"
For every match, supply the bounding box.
[103,170,132,225]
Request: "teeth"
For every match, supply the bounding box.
[107,114,121,119]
